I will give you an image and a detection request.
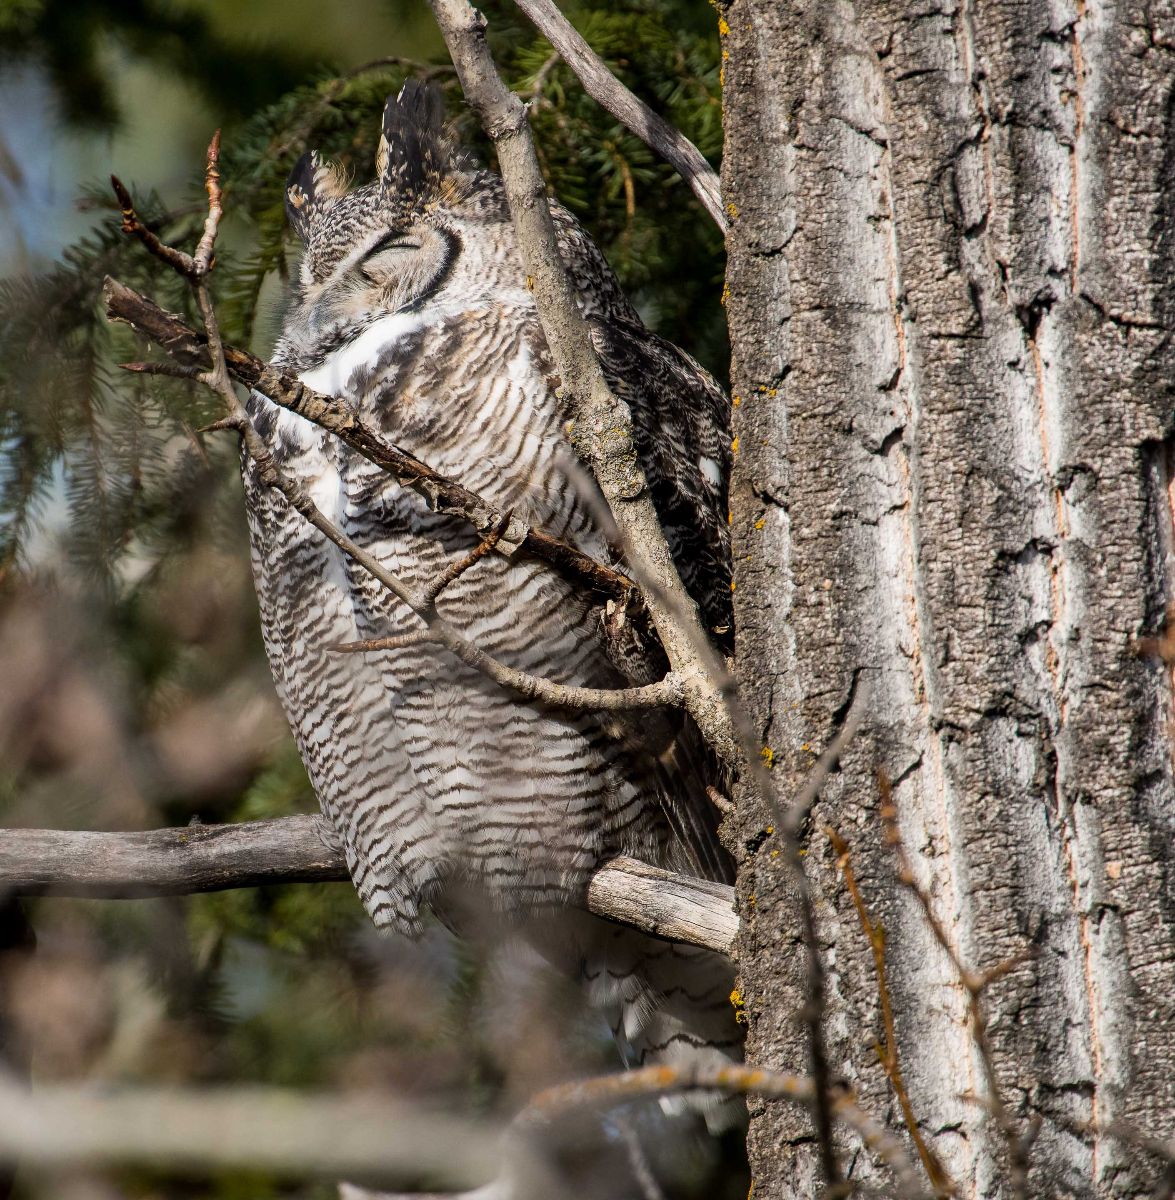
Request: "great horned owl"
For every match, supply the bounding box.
[243,82,740,1117]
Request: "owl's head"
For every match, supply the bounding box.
[281,81,516,350]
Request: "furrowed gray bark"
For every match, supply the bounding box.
[723,3,1175,1198]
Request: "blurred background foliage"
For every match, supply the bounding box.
[0,0,727,1195]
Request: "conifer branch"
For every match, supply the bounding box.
[510,0,726,232]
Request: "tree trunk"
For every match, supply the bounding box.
[721,2,1175,1197]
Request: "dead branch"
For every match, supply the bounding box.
[509,0,726,231]
[422,514,510,606]
[425,0,740,764]
[0,1077,500,1188]
[105,279,638,615]
[0,818,738,957]
[192,128,223,274]
[520,1064,929,1199]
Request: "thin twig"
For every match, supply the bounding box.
[103,280,641,616]
[113,139,690,726]
[827,827,957,1198]
[705,785,734,816]
[121,360,205,382]
[784,686,867,837]
[110,175,199,277]
[421,515,510,606]
[520,1064,929,1199]
[510,0,726,231]
[0,1078,501,1187]
[192,129,222,275]
[329,630,440,654]
[880,771,1032,1197]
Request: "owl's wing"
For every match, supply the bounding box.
[585,315,735,886]
[589,316,733,653]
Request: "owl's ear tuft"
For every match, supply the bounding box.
[376,80,462,203]
[286,151,348,240]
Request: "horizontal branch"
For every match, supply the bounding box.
[0,1077,501,1188]
[0,816,738,956]
[103,277,642,618]
[512,0,727,232]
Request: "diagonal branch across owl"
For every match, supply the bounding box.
[107,165,682,716]
[103,279,643,617]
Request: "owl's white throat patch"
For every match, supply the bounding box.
[299,311,428,399]
[264,311,429,452]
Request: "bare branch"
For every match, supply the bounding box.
[0,1077,501,1188]
[109,175,199,277]
[521,1064,929,1199]
[102,278,640,616]
[783,683,867,837]
[426,0,740,762]
[827,826,957,1198]
[0,819,738,956]
[192,129,223,275]
[422,515,510,606]
[510,0,726,231]
[120,360,205,381]
[330,630,440,654]
[585,856,738,955]
[107,182,679,722]
[880,771,1032,1198]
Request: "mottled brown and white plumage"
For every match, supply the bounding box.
[243,83,740,1114]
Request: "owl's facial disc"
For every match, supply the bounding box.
[305,223,459,329]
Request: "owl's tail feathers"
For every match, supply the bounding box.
[579,923,746,1134]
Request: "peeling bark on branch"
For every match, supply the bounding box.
[0,818,738,957]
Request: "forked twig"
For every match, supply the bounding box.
[421,514,511,606]
[108,141,683,720]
